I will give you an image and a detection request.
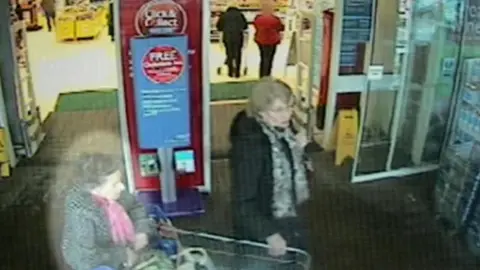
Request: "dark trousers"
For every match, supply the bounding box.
[45,11,55,31]
[258,44,277,77]
[224,38,243,77]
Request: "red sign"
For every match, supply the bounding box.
[142,46,185,84]
[120,0,204,190]
[135,0,187,35]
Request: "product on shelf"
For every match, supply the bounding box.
[436,58,480,256]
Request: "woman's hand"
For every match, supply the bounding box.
[159,223,178,239]
[266,233,287,257]
[295,130,309,149]
[126,248,138,267]
[133,233,149,251]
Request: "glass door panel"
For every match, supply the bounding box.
[353,0,401,177]
[391,0,463,169]
[354,88,398,175]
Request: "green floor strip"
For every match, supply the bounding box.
[55,89,118,112]
[54,81,255,112]
[210,80,255,101]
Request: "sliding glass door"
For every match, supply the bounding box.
[352,0,462,182]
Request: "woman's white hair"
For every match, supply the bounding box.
[246,77,295,117]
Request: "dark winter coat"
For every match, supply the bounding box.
[229,111,309,248]
[41,0,56,14]
[61,186,157,270]
[216,7,248,43]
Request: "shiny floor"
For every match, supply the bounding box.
[0,155,478,269]
[0,109,479,269]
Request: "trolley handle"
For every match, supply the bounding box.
[171,229,310,256]
[144,204,171,225]
[144,204,310,255]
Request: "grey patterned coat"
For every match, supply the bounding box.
[61,186,157,270]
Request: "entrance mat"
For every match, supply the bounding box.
[30,110,122,165]
[54,89,118,112]
[210,80,255,101]
[53,81,256,112]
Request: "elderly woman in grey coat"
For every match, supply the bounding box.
[61,153,173,270]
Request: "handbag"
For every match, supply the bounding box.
[176,248,216,270]
[130,249,174,270]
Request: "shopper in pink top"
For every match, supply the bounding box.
[61,153,174,270]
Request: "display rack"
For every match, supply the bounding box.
[56,1,109,42]
[8,0,45,158]
[436,58,480,255]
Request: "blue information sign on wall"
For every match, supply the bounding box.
[131,36,191,149]
[339,0,374,70]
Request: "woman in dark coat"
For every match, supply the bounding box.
[229,78,311,258]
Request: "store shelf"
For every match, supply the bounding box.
[10,20,25,32]
[437,58,480,240]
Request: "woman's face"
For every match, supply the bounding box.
[96,170,125,200]
[260,98,294,128]
[261,0,274,13]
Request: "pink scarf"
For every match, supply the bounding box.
[94,195,136,245]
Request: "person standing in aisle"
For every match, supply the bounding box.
[216,5,248,78]
[253,1,285,78]
[108,1,115,41]
[41,0,56,32]
[230,78,312,267]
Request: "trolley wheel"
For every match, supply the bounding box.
[217,67,222,75]
[243,67,248,76]
[465,227,480,257]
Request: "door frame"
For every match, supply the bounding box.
[350,0,440,183]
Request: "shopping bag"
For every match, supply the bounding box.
[130,249,175,270]
[176,248,216,270]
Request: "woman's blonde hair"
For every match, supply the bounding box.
[246,77,295,117]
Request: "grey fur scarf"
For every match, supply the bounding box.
[258,121,310,218]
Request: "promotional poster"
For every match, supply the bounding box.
[131,36,191,149]
[119,0,204,190]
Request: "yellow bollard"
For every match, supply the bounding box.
[335,109,358,166]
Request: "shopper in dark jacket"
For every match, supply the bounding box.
[230,78,311,258]
[253,2,285,77]
[108,1,114,41]
[41,0,56,31]
[216,6,248,78]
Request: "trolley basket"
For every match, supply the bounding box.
[145,204,312,269]
[175,230,311,270]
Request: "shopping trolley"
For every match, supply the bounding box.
[146,204,312,270]
[216,30,250,77]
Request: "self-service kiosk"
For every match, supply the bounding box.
[115,0,210,217]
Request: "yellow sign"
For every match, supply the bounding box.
[0,128,9,177]
[0,129,7,163]
[335,109,358,166]
[1,163,10,177]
